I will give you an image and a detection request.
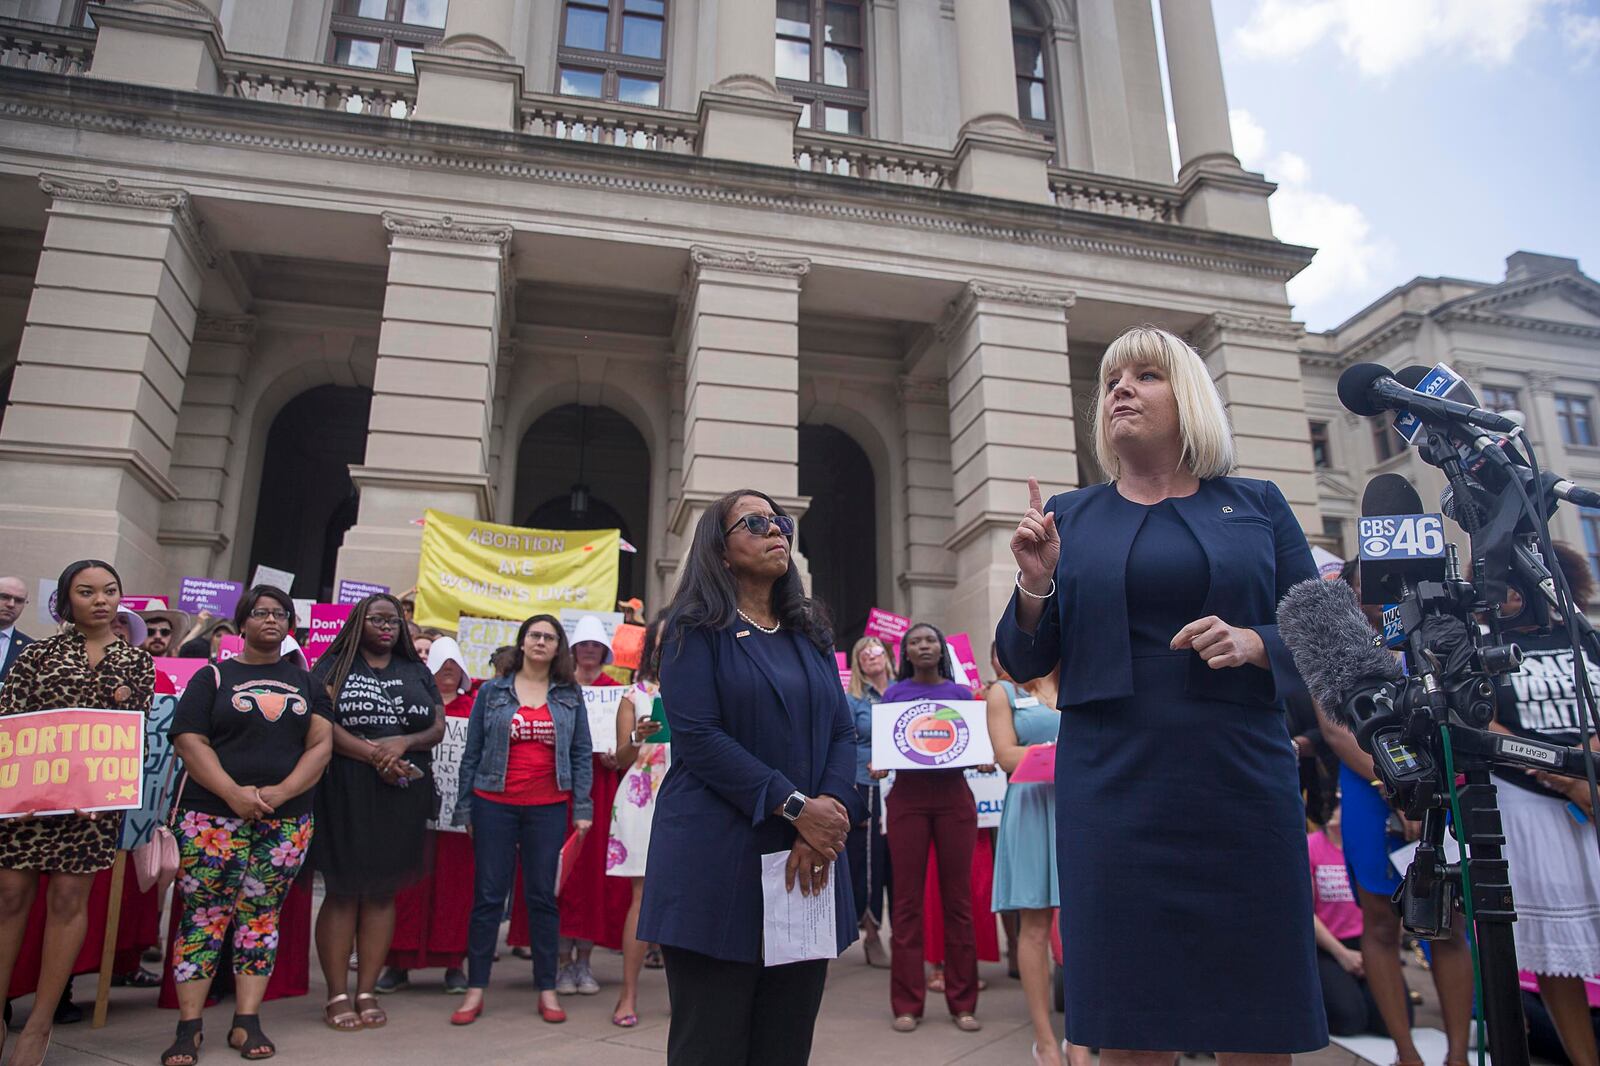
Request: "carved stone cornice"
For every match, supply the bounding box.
[38,173,217,269]
[381,211,513,246]
[194,314,256,345]
[897,375,947,406]
[688,245,811,280]
[936,280,1076,340]
[1435,307,1600,343]
[1527,371,1559,396]
[1189,311,1305,355]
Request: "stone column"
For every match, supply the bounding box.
[334,212,512,593]
[949,0,1053,202]
[672,246,809,554]
[0,174,211,592]
[697,0,802,168]
[88,0,226,95]
[413,0,522,131]
[159,314,252,581]
[655,355,688,602]
[942,281,1076,649]
[898,375,956,626]
[1190,312,1319,530]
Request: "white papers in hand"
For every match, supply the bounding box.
[760,851,837,967]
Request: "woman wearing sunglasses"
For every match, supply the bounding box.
[309,594,444,1033]
[638,491,865,1066]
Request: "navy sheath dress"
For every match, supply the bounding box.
[1052,494,1325,1052]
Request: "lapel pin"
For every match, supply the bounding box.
[1221,506,1234,514]
[736,630,751,638]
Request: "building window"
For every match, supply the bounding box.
[1309,420,1331,469]
[1372,419,1400,463]
[1012,1,1051,135]
[1321,517,1346,555]
[558,0,667,107]
[1556,394,1596,447]
[1584,512,1600,585]
[776,0,869,135]
[1482,385,1520,413]
[328,0,447,74]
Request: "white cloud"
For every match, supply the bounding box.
[1230,109,1394,327]
[1234,0,1556,77]
[1565,8,1600,65]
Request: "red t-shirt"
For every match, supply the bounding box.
[475,704,570,806]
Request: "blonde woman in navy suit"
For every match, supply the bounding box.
[996,326,1326,1061]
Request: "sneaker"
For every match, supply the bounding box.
[443,968,468,994]
[573,960,600,995]
[555,964,578,996]
[375,968,409,994]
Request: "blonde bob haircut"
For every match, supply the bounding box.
[1091,325,1236,482]
[847,635,893,699]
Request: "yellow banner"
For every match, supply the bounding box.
[413,510,620,630]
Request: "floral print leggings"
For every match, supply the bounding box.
[173,810,313,982]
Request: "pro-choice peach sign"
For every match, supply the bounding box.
[0,708,146,818]
[870,700,994,771]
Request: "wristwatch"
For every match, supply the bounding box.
[780,790,808,821]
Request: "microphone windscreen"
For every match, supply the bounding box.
[1361,472,1424,518]
[1277,578,1402,724]
[1394,365,1429,389]
[1336,363,1394,417]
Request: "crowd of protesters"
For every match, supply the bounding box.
[0,327,1597,1066]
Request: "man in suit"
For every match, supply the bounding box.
[0,575,33,683]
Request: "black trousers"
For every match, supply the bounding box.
[662,945,830,1066]
[1316,936,1389,1037]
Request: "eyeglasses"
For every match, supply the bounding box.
[365,616,402,631]
[525,631,560,644]
[725,513,795,539]
[248,608,289,621]
[149,626,173,637]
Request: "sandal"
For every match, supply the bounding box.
[323,994,361,1032]
[227,1015,275,1060]
[611,1009,639,1028]
[161,1018,204,1066]
[355,992,387,1029]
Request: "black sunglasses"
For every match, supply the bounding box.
[725,513,795,539]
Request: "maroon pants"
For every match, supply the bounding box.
[886,770,978,1017]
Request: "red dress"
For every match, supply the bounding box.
[508,673,630,949]
[922,829,1002,964]
[387,688,477,970]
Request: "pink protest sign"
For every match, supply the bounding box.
[835,651,851,690]
[947,632,981,693]
[1010,743,1056,784]
[216,635,244,661]
[121,596,168,612]
[152,657,208,694]
[865,608,911,644]
[306,604,353,665]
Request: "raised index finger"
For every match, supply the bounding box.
[1027,476,1043,513]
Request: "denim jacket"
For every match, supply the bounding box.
[844,683,883,787]
[452,674,594,827]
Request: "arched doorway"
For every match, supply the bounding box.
[514,404,650,602]
[248,385,372,601]
[798,423,877,647]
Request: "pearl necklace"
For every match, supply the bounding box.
[737,609,781,635]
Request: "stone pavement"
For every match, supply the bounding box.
[27,937,1443,1066]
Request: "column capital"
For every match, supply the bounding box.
[194,314,256,345]
[937,280,1076,339]
[1526,372,1560,396]
[39,172,217,269]
[1188,311,1305,355]
[381,211,513,247]
[688,245,811,282]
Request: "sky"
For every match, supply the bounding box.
[1197,0,1600,332]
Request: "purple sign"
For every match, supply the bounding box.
[178,577,244,616]
[335,580,390,606]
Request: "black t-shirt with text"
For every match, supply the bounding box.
[311,654,441,766]
[170,658,334,818]
[1495,630,1600,800]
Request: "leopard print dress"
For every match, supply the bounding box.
[0,629,154,873]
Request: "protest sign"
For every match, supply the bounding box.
[0,709,146,818]
[870,699,994,771]
[217,635,243,661]
[250,565,295,591]
[335,580,389,606]
[292,599,315,626]
[413,510,619,630]
[178,577,243,616]
[121,596,168,612]
[612,623,645,671]
[865,608,910,645]
[152,658,208,694]
[36,577,59,627]
[560,609,625,643]
[947,633,981,692]
[429,716,469,833]
[117,696,180,850]
[305,604,352,665]
[835,651,851,690]
[584,685,625,755]
[456,615,522,680]
[880,766,1007,831]
[1010,743,1055,784]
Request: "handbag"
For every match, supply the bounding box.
[132,753,186,895]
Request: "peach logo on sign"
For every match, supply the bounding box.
[890,701,971,767]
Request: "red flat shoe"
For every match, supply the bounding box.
[449,1003,482,1026]
[538,1001,567,1024]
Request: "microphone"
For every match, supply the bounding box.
[1338,362,1519,433]
[1358,473,1445,605]
[1278,577,1402,732]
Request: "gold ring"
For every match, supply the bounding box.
[811,864,823,873]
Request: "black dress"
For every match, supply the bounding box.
[1056,497,1324,1051]
[311,655,441,896]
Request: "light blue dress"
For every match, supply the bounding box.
[991,680,1061,911]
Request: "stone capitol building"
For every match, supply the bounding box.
[11,0,1568,647]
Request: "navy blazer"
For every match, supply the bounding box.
[636,622,867,965]
[0,630,33,685]
[996,477,1316,709]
